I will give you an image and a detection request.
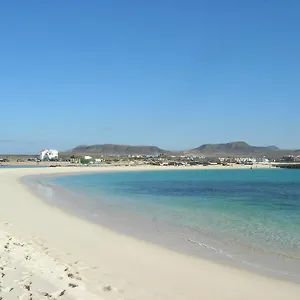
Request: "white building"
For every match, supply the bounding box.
[40,149,59,161]
[256,157,269,164]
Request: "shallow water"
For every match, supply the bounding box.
[32,168,300,282]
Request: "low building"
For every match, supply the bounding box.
[256,157,269,164]
[40,149,59,161]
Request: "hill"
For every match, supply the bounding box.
[266,145,280,150]
[66,142,297,158]
[189,141,285,157]
[69,144,169,156]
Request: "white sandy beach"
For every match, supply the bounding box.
[0,165,299,300]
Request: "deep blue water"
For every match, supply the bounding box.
[45,168,300,278]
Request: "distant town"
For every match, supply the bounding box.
[1,144,300,168]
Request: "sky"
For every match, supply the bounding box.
[0,0,300,154]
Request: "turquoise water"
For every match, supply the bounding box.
[44,169,300,280]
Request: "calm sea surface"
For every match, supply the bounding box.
[40,169,300,281]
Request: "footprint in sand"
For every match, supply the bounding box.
[67,273,74,278]
[1,286,14,293]
[103,285,113,292]
[39,289,66,298]
[51,289,66,297]
[38,291,52,298]
[23,281,32,292]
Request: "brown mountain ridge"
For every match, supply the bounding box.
[67,141,298,157]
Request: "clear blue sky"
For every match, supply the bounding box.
[0,0,299,154]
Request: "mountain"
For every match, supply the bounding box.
[266,145,280,150]
[67,142,295,157]
[69,144,169,156]
[190,141,283,157]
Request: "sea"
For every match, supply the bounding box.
[31,168,300,282]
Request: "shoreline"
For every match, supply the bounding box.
[1,166,300,299]
[26,168,300,284]
[1,161,275,169]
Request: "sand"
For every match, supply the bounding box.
[0,165,299,300]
